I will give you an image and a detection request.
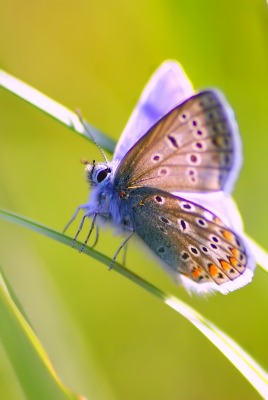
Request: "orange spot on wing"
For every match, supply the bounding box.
[214,217,224,226]
[191,266,203,278]
[222,230,233,241]
[208,264,219,277]
[229,257,245,272]
[230,248,240,258]
[213,136,227,148]
[220,260,231,271]
[229,257,239,267]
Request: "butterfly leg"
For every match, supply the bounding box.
[63,204,89,234]
[109,231,135,270]
[72,213,88,248]
[79,213,97,253]
[122,242,128,267]
[91,224,99,249]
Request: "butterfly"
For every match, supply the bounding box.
[67,61,255,295]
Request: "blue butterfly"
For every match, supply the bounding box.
[66,61,256,295]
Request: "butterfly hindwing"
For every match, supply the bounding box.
[128,187,252,293]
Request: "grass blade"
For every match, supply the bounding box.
[0,69,116,153]
[0,268,85,400]
[245,235,268,273]
[1,208,267,398]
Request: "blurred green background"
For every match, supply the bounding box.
[1,0,268,399]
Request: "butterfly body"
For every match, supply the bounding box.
[84,159,134,232]
[72,62,256,294]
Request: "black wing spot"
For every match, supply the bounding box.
[182,203,192,210]
[180,220,187,230]
[190,247,199,255]
[155,195,164,203]
[159,168,168,175]
[181,252,190,260]
[160,217,170,224]
[159,226,167,234]
[167,135,179,148]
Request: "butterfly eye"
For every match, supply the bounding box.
[96,168,111,183]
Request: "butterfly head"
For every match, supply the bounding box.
[83,160,112,187]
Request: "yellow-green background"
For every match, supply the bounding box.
[1,0,268,399]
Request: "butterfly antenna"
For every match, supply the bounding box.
[76,109,109,164]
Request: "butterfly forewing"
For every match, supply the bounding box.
[129,187,248,290]
[116,91,239,193]
[113,61,193,162]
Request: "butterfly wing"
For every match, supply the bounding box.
[115,90,242,194]
[113,61,193,163]
[128,187,255,294]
